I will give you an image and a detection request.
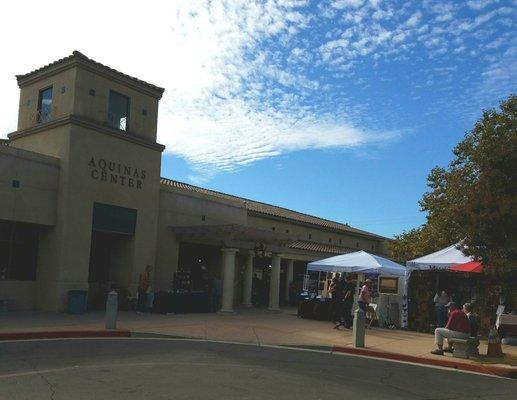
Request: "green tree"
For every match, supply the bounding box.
[391,95,517,276]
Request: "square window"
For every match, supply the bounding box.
[89,89,96,96]
[12,180,20,188]
[142,109,148,116]
[108,90,130,131]
[37,86,53,123]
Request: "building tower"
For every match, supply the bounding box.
[7,51,165,311]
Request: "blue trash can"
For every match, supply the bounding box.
[67,290,87,314]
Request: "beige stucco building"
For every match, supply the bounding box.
[0,52,389,312]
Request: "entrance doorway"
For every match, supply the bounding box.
[87,202,137,310]
[87,231,132,310]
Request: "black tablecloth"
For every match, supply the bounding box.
[152,291,216,314]
[297,297,333,321]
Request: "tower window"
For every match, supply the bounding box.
[108,90,130,131]
[37,86,53,123]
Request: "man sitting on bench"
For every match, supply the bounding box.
[431,302,470,355]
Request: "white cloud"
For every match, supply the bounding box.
[405,11,422,27]
[466,0,500,10]
[331,0,365,9]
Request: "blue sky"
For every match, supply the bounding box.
[1,0,515,238]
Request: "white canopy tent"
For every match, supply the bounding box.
[406,243,472,270]
[308,251,407,328]
[307,250,406,276]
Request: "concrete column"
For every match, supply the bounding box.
[269,253,281,311]
[284,259,294,303]
[220,248,238,313]
[242,251,254,307]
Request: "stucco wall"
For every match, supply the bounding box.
[0,145,59,226]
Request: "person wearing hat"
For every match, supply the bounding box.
[431,302,470,355]
[357,279,373,312]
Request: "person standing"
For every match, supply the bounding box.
[340,275,355,328]
[431,302,470,355]
[463,302,478,337]
[357,279,372,312]
[137,265,152,312]
[434,290,450,328]
[329,274,344,327]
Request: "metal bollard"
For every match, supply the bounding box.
[105,290,118,330]
[352,308,366,348]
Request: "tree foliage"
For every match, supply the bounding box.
[391,95,517,276]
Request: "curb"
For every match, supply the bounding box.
[332,346,517,379]
[0,330,131,341]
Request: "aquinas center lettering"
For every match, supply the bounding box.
[88,157,146,189]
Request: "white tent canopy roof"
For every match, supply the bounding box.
[406,243,472,270]
[307,250,406,276]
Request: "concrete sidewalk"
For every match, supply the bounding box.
[1,307,515,368]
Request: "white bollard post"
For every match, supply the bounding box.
[105,290,118,330]
[352,308,366,348]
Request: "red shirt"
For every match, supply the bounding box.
[446,309,470,334]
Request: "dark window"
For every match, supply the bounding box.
[272,227,276,231]
[308,233,312,239]
[37,86,53,123]
[285,229,289,233]
[108,91,130,131]
[89,89,96,96]
[12,180,20,188]
[201,215,206,221]
[142,109,148,116]
[329,238,332,243]
[339,239,342,245]
[356,242,359,247]
[0,221,39,281]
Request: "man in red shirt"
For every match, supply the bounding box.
[431,302,470,355]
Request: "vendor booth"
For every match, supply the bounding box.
[304,251,407,327]
[404,243,474,330]
[404,243,514,334]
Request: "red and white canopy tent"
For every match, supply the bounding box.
[402,243,485,328]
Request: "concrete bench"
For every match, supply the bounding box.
[449,337,480,359]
